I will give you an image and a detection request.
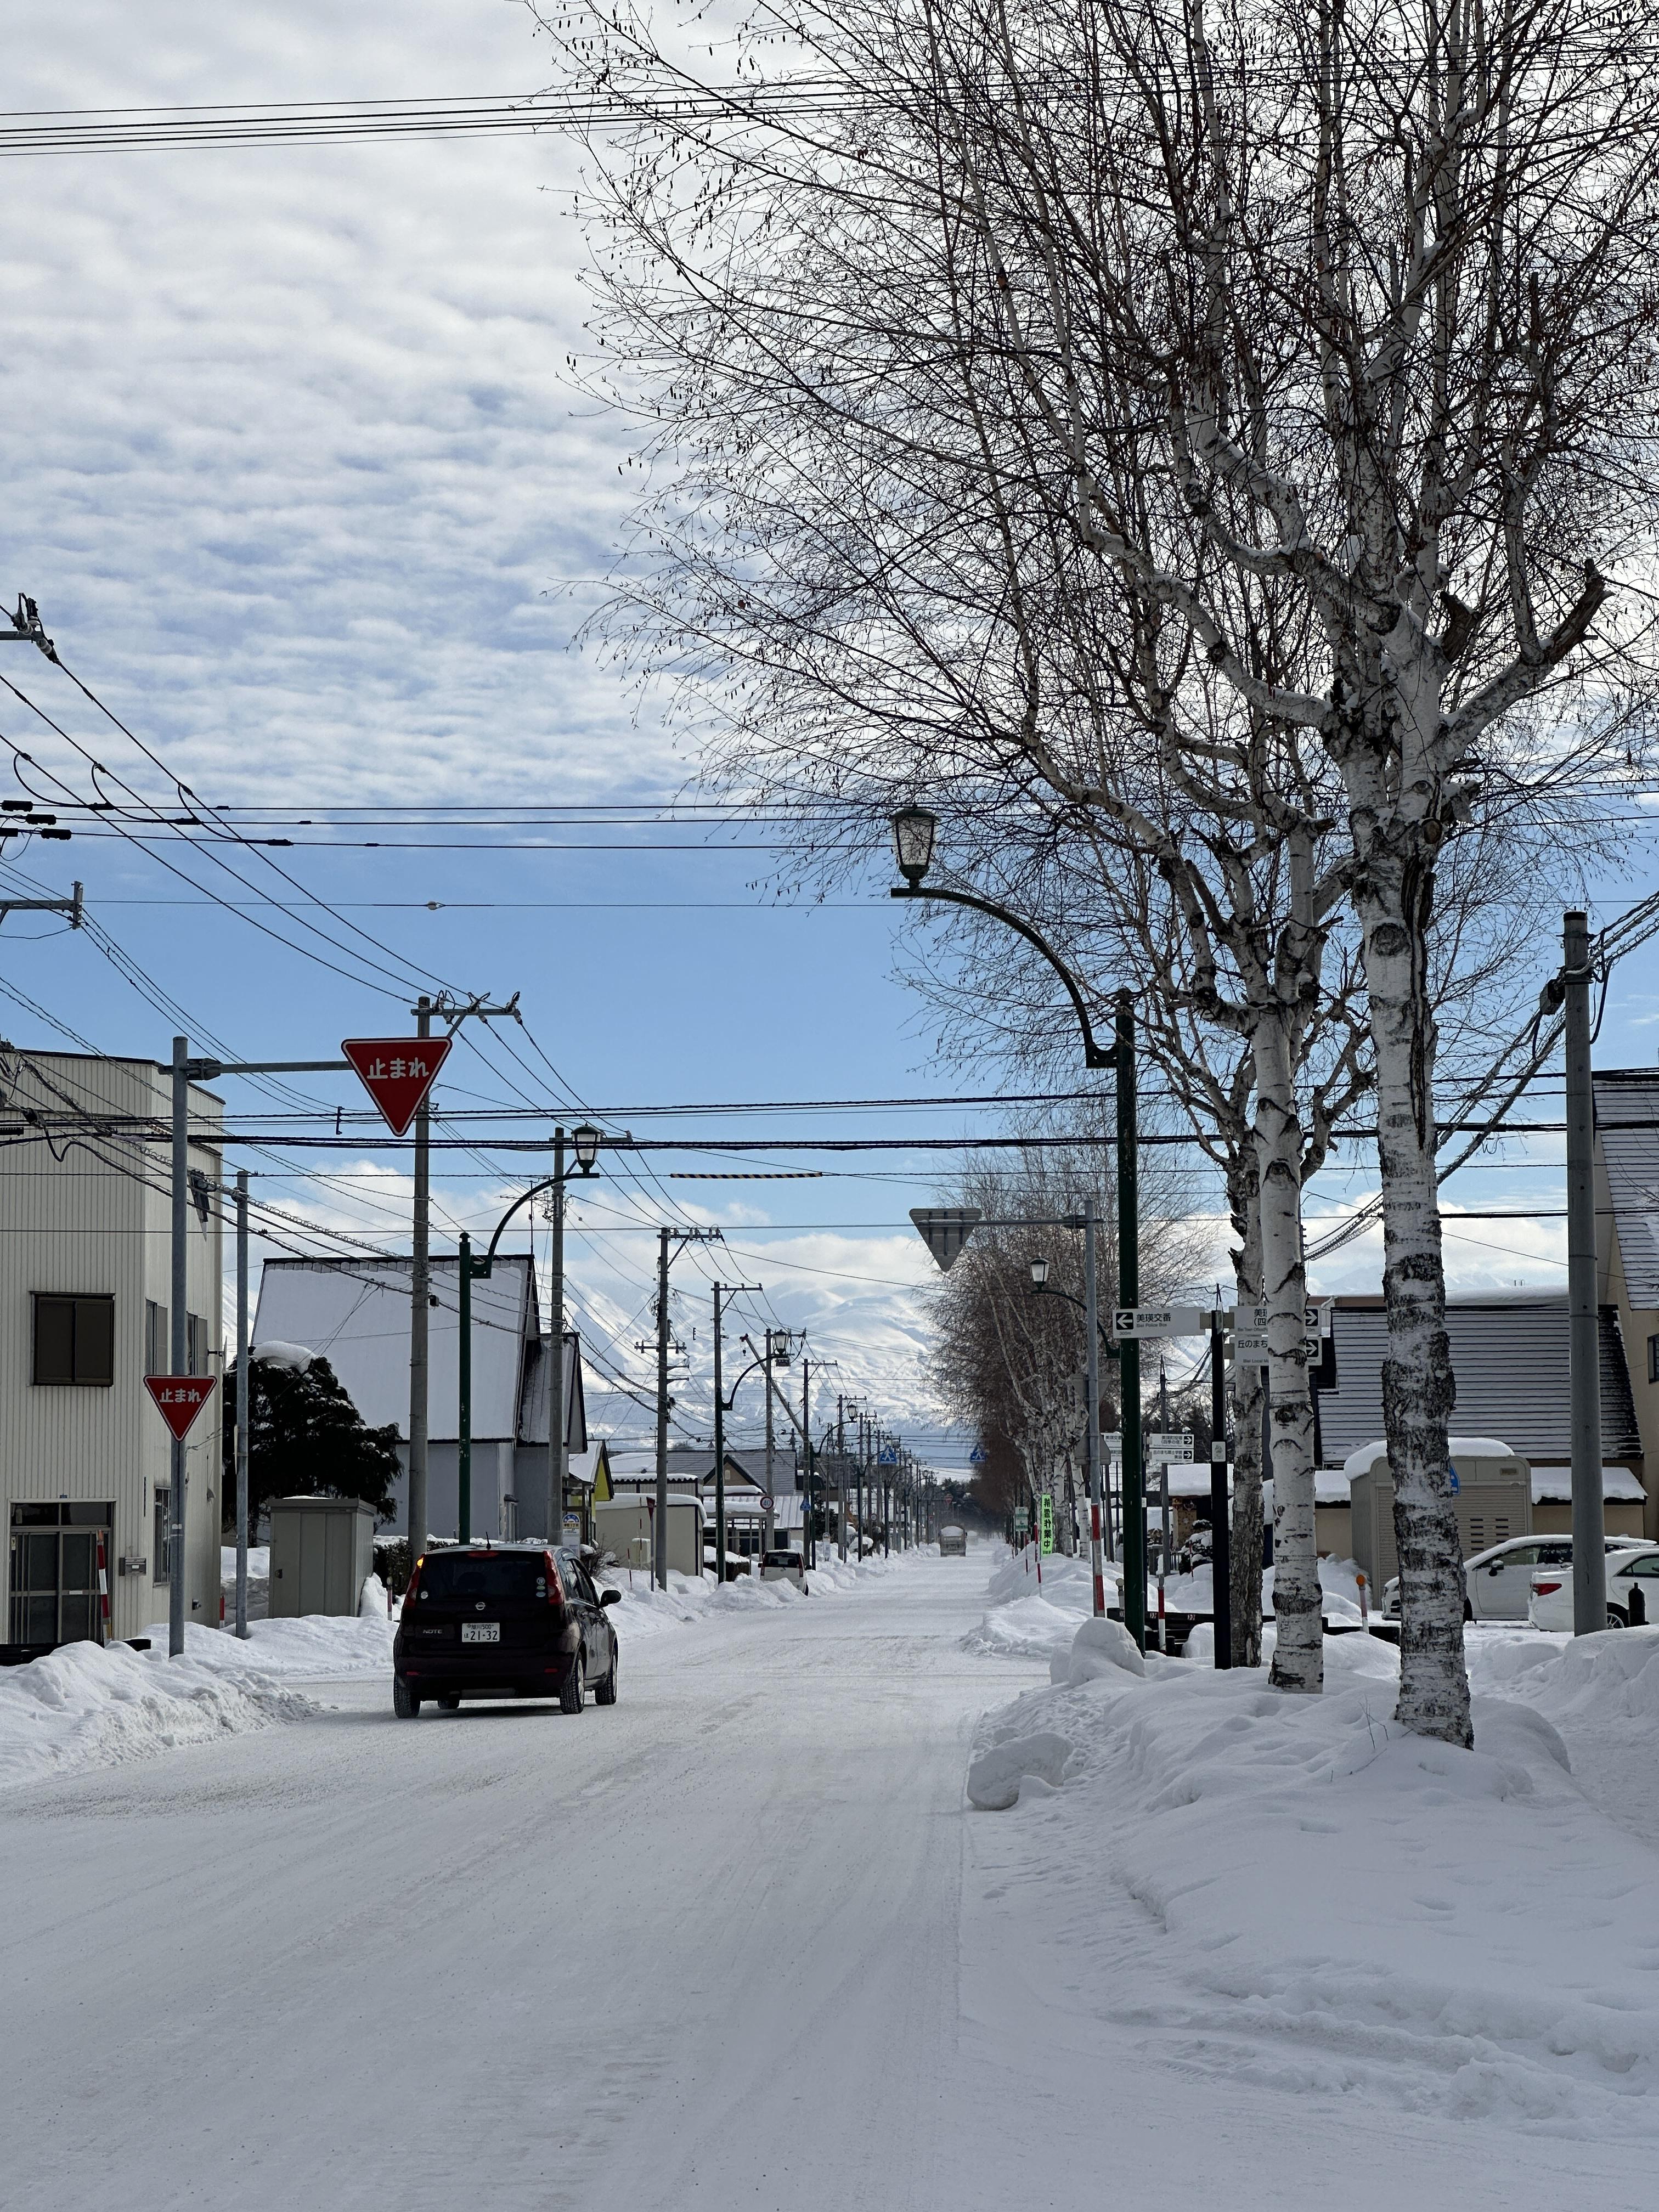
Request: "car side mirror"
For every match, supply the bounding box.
[1488,1563,1503,1574]
[599,1588,620,1607]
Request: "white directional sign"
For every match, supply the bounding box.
[1226,1302,1327,1355]
[1111,1305,1210,1339]
[1145,1432,1193,1466]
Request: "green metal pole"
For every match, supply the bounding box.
[1116,990,1145,1651]
[459,1232,472,1545]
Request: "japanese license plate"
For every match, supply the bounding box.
[461,1621,500,1643]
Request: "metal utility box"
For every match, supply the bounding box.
[1347,1442,1531,1584]
[268,1496,377,1617]
[592,1496,704,1576]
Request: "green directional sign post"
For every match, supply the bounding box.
[1039,1494,1055,1556]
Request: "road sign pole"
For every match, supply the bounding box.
[235,1169,250,1639]
[1084,1194,1105,1615]
[458,1231,473,1544]
[1116,991,1145,1651]
[713,1286,727,1585]
[408,997,432,1569]
[1210,1305,1232,1669]
[170,1035,189,1658]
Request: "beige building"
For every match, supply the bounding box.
[2,1049,223,1650]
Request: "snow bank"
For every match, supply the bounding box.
[964,1628,1659,2134]
[0,1638,319,1791]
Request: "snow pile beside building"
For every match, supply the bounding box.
[962,1627,1659,2133]
[0,1638,319,1791]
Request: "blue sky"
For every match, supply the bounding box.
[3,1,1657,1464]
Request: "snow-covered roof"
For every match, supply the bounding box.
[1526,1464,1647,1503]
[1317,1299,1640,1463]
[1340,1436,1522,1478]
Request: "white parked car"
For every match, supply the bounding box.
[1382,1534,1645,1623]
[760,1548,809,1593]
[1529,1544,1659,1632]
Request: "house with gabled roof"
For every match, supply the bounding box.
[252,1255,585,1544]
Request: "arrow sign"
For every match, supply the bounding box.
[910,1206,981,1273]
[341,1035,453,1137]
[144,1374,217,1441]
[1112,1305,1208,1338]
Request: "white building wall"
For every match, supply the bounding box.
[0,1052,223,1644]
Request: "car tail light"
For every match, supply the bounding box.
[1534,1578,1563,1596]
[404,1561,422,1607]
[544,1551,565,1606]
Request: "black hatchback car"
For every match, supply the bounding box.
[393,1544,619,1718]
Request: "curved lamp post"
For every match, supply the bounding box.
[458,1122,601,1545]
[889,808,1147,1649]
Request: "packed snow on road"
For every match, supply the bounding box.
[2,1545,1656,2209]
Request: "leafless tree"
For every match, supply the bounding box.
[538,0,1655,1736]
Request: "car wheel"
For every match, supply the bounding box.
[1607,1605,1629,1630]
[595,1640,618,1706]
[393,1676,421,1720]
[560,1650,585,1714]
[437,1695,460,1712]
[1463,1598,1474,1622]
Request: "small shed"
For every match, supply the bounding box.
[268,1497,377,1618]
[1345,1437,1531,1584]
[592,1495,704,1576]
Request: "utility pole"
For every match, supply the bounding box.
[801,1351,813,1568]
[1565,909,1607,1637]
[762,1331,778,1555]
[169,1037,189,1658]
[548,1126,567,1546]
[656,1228,671,1588]
[408,994,432,1567]
[234,1170,250,1639]
[837,1397,847,1560]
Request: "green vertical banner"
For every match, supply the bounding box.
[1039,1494,1055,1555]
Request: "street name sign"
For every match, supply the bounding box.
[144,1374,217,1441]
[909,1206,982,1273]
[341,1034,454,1137]
[1111,1305,1209,1338]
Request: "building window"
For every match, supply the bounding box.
[187,1313,210,1377]
[1649,1333,1659,1384]
[153,1489,172,1585]
[145,1300,168,1375]
[32,1294,115,1386]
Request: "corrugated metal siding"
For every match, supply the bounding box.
[0,1053,222,1641]
[1316,1294,1641,1463]
[1594,1070,1659,1308]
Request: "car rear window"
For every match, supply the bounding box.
[417,1553,547,1602]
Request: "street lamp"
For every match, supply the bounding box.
[890,804,938,887]
[887,806,1148,1650]
[457,1122,610,1547]
[1029,1256,1050,1289]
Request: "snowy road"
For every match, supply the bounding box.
[2,1555,1651,2210]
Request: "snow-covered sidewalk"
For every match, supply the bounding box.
[963,1609,1659,2137]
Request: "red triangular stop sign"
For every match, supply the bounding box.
[145,1374,217,1441]
[341,1034,452,1136]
